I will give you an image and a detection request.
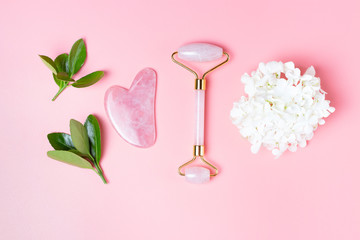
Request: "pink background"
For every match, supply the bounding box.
[1,0,360,239]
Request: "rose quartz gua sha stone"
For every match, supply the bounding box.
[172,43,229,184]
[104,68,156,148]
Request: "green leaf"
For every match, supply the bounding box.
[54,53,69,74]
[84,115,101,163]
[47,133,75,150]
[39,55,57,74]
[56,72,75,82]
[47,150,92,169]
[72,71,104,88]
[68,149,88,157]
[69,119,90,156]
[52,73,62,87]
[68,39,86,76]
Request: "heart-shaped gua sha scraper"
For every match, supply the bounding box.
[104,68,157,148]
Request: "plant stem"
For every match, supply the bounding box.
[52,85,68,101]
[95,163,107,184]
[88,154,107,184]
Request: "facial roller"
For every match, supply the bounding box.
[171,43,229,183]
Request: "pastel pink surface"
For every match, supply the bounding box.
[105,68,156,148]
[1,0,360,240]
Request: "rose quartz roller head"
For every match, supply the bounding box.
[171,43,229,184]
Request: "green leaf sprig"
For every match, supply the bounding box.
[39,39,104,101]
[47,114,107,184]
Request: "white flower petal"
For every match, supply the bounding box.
[230,61,334,158]
[251,141,261,154]
[284,61,295,70]
[299,140,307,148]
[288,144,297,152]
[272,148,280,156]
[266,61,284,74]
[328,107,335,113]
[305,66,316,76]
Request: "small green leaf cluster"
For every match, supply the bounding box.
[39,39,104,101]
[47,115,107,184]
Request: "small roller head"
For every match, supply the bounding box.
[178,43,223,62]
[185,166,210,184]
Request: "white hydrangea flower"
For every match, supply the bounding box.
[230,61,335,158]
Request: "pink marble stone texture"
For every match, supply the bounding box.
[178,43,223,62]
[104,68,157,148]
[185,166,210,184]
